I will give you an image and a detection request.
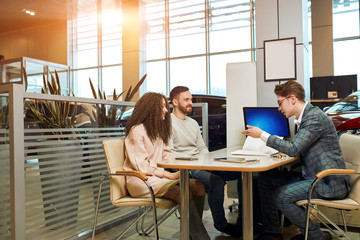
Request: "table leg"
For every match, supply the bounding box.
[242,172,253,240]
[180,169,189,240]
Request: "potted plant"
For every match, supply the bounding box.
[84,74,146,211]
[24,69,83,229]
[0,98,10,236]
[86,74,146,127]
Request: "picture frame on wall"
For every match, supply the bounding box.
[264,37,296,82]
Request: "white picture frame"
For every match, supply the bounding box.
[264,37,296,82]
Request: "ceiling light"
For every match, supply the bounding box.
[23,9,35,16]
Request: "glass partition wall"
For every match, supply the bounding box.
[0,83,208,240]
[0,94,10,240]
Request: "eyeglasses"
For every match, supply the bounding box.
[277,96,291,107]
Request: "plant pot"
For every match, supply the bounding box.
[0,142,10,239]
[82,137,113,213]
[37,140,83,229]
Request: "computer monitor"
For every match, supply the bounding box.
[243,107,291,138]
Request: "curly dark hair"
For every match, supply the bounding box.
[125,92,172,144]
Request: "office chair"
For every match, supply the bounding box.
[91,139,178,240]
[296,133,360,240]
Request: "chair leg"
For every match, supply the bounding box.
[309,205,353,240]
[304,203,312,240]
[135,206,144,235]
[92,176,154,240]
[307,206,341,238]
[142,206,179,235]
[139,206,151,236]
[147,184,159,240]
[175,207,180,219]
[92,175,106,240]
[341,210,348,232]
[280,213,285,234]
[116,207,153,240]
[151,204,159,240]
[156,206,179,226]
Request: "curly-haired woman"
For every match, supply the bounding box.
[123,92,209,240]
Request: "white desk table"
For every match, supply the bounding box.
[158,146,296,240]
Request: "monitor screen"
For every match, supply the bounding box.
[243,107,291,138]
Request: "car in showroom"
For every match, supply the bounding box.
[190,94,226,151]
[119,94,227,151]
[325,90,360,135]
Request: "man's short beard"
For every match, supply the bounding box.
[178,104,192,114]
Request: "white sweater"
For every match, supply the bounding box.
[168,113,209,157]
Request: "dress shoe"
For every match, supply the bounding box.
[290,234,305,240]
[236,217,264,235]
[323,231,333,240]
[255,232,283,240]
[290,231,332,240]
[214,223,242,237]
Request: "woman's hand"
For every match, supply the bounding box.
[164,171,180,180]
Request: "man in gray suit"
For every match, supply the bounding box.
[242,80,350,240]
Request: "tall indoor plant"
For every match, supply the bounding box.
[24,69,82,229]
[86,74,146,127]
[85,74,146,211]
[24,70,78,132]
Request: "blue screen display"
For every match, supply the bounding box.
[243,107,291,137]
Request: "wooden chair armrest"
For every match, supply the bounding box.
[114,170,148,181]
[316,169,355,179]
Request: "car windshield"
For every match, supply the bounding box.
[326,92,360,113]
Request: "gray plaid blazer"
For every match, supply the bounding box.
[267,103,350,199]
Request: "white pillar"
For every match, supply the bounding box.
[255,0,310,104]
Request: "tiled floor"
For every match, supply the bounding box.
[89,196,360,240]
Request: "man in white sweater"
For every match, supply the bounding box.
[168,86,245,237]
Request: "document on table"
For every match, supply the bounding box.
[231,136,279,156]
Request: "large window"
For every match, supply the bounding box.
[169,0,206,57]
[333,0,359,39]
[68,0,359,98]
[333,0,360,82]
[145,0,254,97]
[68,0,123,98]
[209,0,252,53]
[146,61,167,94]
[307,0,359,81]
[170,56,207,93]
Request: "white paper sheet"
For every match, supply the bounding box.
[231,136,279,156]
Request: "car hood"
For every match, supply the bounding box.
[326,111,360,130]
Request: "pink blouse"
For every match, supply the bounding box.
[123,124,175,197]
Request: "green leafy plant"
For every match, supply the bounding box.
[86,74,146,127]
[0,104,9,129]
[23,68,78,136]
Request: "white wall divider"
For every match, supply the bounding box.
[226,62,257,147]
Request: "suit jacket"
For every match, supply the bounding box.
[267,104,350,198]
